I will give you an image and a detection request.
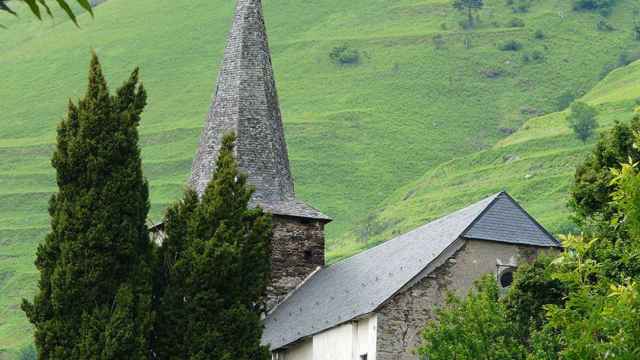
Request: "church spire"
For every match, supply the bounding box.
[190,0,330,221]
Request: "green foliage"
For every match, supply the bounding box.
[329,45,360,65]
[509,18,526,28]
[573,0,617,15]
[597,18,615,31]
[570,115,640,221]
[452,0,483,28]
[0,0,93,26]
[503,256,567,340]
[500,39,523,51]
[419,276,527,360]
[567,101,598,143]
[20,54,153,359]
[556,91,576,110]
[508,0,534,13]
[18,343,36,360]
[534,29,545,39]
[153,133,271,360]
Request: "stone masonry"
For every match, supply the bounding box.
[267,215,326,310]
[375,239,551,360]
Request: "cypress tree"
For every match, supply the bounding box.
[22,53,153,359]
[154,133,272,360]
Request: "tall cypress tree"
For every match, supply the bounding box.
[22,53,153,360]
[153,133,272,360]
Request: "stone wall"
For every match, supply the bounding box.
[267,215,325,310]
[375,239,549,360]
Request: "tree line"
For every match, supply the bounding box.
[21,54,272,360]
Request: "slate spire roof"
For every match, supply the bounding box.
[189,0,330,221]
[262,192,560,350]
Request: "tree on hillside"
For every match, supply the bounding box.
[571,114,640,222]
[21,53,153,359]
[153,133,272,360]
[452,0,483,28]
[567,102,598,143]
[0,0,93,26]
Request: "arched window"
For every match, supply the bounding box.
[497,265,517,289]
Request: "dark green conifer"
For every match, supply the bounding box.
[22,53,153,360]
[154,133,271,360]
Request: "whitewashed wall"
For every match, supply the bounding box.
[277,315,377,360]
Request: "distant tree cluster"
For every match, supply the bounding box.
[22,55,272,360]
[420,110,640,359]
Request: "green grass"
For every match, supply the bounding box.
[2,0,640,354]
[331,59,640,260]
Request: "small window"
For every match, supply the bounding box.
[499,270,514,288]
[303,249,313,261]
[360,355,368,360]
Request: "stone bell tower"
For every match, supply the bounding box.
[189,0,331,310]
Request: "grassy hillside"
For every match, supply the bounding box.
[2,0,640,355]
[333,59,640,260]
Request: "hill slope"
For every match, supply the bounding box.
[2,0,640,354]
[333,59,640,259]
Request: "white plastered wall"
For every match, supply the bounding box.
[277,315,377,360]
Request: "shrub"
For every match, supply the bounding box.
[597,18,615,31]
[531,50,545,62]
[523,51,544,64]
[534,29,545,39]
[329,45,360,65]
[507,0,532,13]
[634,23,640,41]
[499,39,523,51]
[556,91,576,111]
[573,0,617,15]
[508,18,525,28]
[433,34,446,49]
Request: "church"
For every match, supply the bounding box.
[176,0,562,359]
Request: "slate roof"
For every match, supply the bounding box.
[262,192,560,350]
[189,0,330,221]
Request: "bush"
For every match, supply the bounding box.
[597,18,615,31]
[556,91,576,111]
[329,45,360,65]
[508,18,525,28]
[433,34,446,49]
[507,0,532,13]
[573,0,617,15]
[522,50,544,64]
[534,29,545,39]
[499,39,523,51]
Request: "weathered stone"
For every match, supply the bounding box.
[267,215,326,310]
[375,240,554,360]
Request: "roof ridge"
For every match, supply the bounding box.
[325,192,501,269]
